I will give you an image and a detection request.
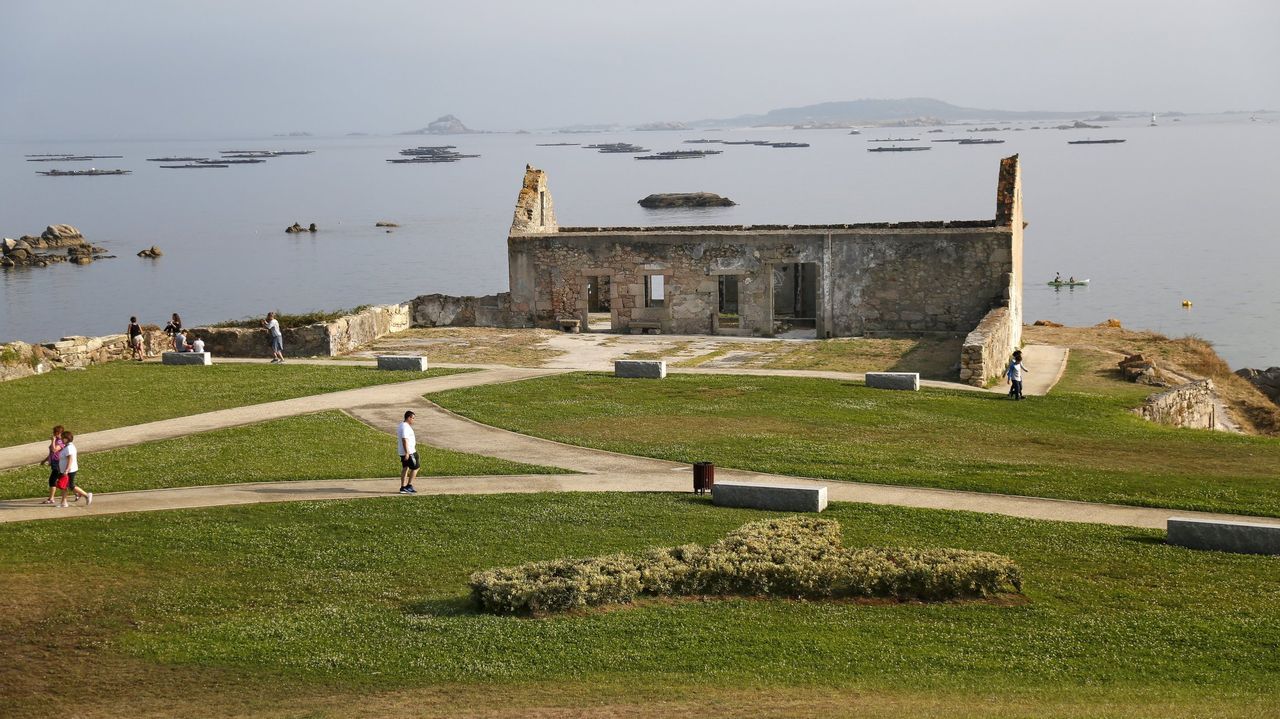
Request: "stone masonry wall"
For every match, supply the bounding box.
[409,293,532,328]
[1139,379,1218,430]
[1,328,169,382]
[194,303,410,358]
[960,306,1018,386]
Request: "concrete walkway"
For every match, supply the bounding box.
[7,395,1278,532]
[0,367,565,471]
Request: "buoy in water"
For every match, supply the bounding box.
[1181,300,1193,308]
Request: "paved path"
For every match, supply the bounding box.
[7,396,1277,531]
[1018,344,1070,396]
[0,367,564,471]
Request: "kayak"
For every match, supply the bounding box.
[1047,279,1089,287]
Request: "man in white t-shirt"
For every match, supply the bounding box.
[262,312,284,363]
[397,410,419,494]
[191,335,205,353]
[56,430,93,508]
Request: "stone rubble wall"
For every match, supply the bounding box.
[193,303,411,358]
[1138,379,1218,430]
[409,292,532,328]
[959,305,1021,386]
[1,328,169,382]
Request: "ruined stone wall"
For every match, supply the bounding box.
[409,292,532,328]
[1,329,169,382]
[192,303,410,358]
[960,306,1017,385]
[1139,379,1218,430]
[508,226,1014,337]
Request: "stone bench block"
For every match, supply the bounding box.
[1167,517,1280,555]
[162,351,212,366]
[377,355,429,371]
[614,360,666,379]
[712,482,828,513]
[556,318,581,333]
[629,321,662,335]
[865,372,920,391]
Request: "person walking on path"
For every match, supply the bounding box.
[262,312,285,363]
[1006,349,1028,400]
[128,316,145,361]
[397,410,420,494]
[39,425,66,504]
[55,430,92,508]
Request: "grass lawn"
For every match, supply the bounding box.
[2,493,1277,718]
[675,335,963,379]
[0,363,469,445]
[0,410,562,499]
[428,354,1280,517]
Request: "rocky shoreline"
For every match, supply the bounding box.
[1,224,113,268]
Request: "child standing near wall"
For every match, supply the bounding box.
[1006,350,1028,400]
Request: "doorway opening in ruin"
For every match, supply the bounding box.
[717,275,741,330]
[584,276,612,332]
[771,262,818,337]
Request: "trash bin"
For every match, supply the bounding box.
[693,461,715,494]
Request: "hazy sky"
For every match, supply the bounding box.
[3,0,1277,140]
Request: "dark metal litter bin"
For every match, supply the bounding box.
[693,462,715,494]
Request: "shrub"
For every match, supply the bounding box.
[211,305,372,329]
[470,517,1022,614]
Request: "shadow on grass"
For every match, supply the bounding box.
[404,596,477,617]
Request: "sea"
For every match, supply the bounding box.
[2,114,1277,369]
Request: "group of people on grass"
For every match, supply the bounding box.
[39,425,92,508]
[127,311,284,362]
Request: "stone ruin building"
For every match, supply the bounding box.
[495,155,1024,385]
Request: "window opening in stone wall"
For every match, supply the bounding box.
[644,274,666,308]
[718,275,740,328]
[772,263,817,335]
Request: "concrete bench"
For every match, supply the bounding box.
[865,372,920,391]
[376,355,429,371]
[629,321,662,335]
[162,351,211,366]
[614,360,666,379]
[1166,517,1280,555]
[556,318,581,333]
[712,482,828,513]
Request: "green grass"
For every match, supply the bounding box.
[427,358,1280,517]
[0,362,469,445]
[0,410,562,499]
[2,494,1277,716]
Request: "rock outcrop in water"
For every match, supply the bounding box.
[1,225,110,269]
[1236,367,1280,406]
[638,193,736,209]
[399,115,475,135]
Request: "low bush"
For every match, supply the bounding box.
[470,517,1022,614]
[211,305,372,329]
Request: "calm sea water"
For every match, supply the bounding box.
[2,115,1277,368]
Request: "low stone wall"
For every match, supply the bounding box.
[409,292,532,328]
[959,306,1020,386]
[1139,379,1218,430]
[1,329,169,382]
[193,303,411,358]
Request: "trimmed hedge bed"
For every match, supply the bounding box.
[470,517,1023,614]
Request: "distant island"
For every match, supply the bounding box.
[636,121,690,131]
[398,114,480,135]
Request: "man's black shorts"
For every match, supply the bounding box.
[48,466,60,487]
[401,452,420,470]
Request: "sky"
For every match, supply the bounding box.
[2,0,1278,140]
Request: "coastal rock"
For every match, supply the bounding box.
[1097,318,1123,329]
[1032,319,1063,327]
[1119,353,1169,387]
[638,193,737,209]
[42,224,83,242]
[1236,367,1280,405]
[285,223,318,234]
[1,238,15,252]
[375,221,400,227]
[137,245,163,258]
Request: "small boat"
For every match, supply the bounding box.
[160,164,228,169]
[1068,139,1125,144]
[147,157,208,162]
[536,142,581,146]
[1047,278,1090,287]
[199,158,264,164]
[682,139,723,144]
[958,139,1005,145]
[867,146,930,152]
[868,138,920,142]
[769,142,809,148]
